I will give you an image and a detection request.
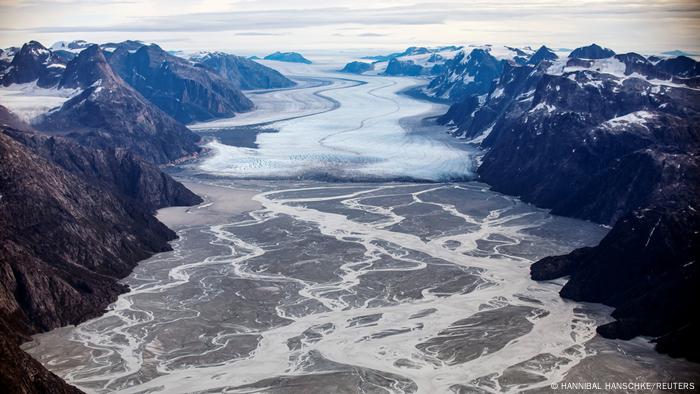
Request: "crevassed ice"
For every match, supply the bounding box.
[196,64,476,181]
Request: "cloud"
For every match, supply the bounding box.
[22,1,699,34]
[0,1,698,53]
[234,31,282,36]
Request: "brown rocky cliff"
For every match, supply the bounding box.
[0,126,201,392]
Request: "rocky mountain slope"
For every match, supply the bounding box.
[427,48,504,101]
[0,47,19,73]
[6,127,201,211]
[1,41,66,88]
[108,44,253,123]
[348,46,464,76]
[0,40,214,390]
[193,52,295,90]
[0,103,202,391]
[0,38,300,392]
[2,40,298,164]
[36,44,201,164]
[434,43,700,360]
[49,40,92,62]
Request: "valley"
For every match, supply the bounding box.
[1,35,698,393]
[19,59,700,393]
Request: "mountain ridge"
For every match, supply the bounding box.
[432,42,700,360]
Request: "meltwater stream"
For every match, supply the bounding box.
[25,181,609,393]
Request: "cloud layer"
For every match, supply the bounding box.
[1,0,698,54]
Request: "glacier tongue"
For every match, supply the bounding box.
[0,81,79,123]
[194,64,477,181]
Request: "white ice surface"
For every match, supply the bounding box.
[602,110,656,129]
[194,63,477,181]
[0,82,79,123]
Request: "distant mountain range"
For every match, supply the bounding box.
[263,51,312,64]
[342,45,536,78]
[0,40,296,163]
[0,38,297,392]
[193,52,296,90]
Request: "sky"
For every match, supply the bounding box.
[1,0,699,56]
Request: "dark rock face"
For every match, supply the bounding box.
[1,41,65,88]
[339,61,374,74]
[655,55,700,78]
[428,48,503,101]
[0,127,179,330]
[383,58,423,76]
[0,47,19,75]
[108,44,253,124]
[50,40,94,62]
[100,40,145,54]
[531,153,700,360]
[263,51,312,64]
[37,45,201,164]
[194,52,295,90]
[0,104,32,130]
[5,128,202,211]
[436,45,700,360]
[569,43,615,59]
[58,44,118,89]
[527,45,558,65]
[0,123,202,392]
[0,332,82,394]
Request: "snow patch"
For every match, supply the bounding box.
[468,123,495,145]
[529,102,556,114]
[602,111,656,129]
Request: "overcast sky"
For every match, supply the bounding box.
[1,0,699,56]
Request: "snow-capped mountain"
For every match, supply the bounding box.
[433,42,700,360]
[0,47,19,73]
[344,45,538,79]
[527,45,558,65]
[420,45,545,100]
[39,44,201,163]
[426,48,503,100]
[107,43,253,124]
[347,46,463,76]
[437,43,699,127]
[1,41,66,88]
[0,39,307,163]
[50,40,93,61]
[50,40,92,52]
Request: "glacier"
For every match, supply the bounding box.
[191,61,478,181]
